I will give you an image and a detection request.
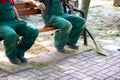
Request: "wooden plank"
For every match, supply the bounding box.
[40,27,58,32]
[15,3,35,9]
[18,9,41,16]
[15,3,41,16]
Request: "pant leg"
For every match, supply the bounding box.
[0,25,19,58]
[44,16,72,49]
[15,22,39,57]
[63,15,85,45]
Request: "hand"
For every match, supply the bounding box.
[69,2,74,9]
[36,2,45,11]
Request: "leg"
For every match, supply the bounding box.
[45,16,72,52]
[15,22,39,59]
[63,15,85,48]
[0,26,21,64]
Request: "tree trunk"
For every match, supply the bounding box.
[114,0,120,7]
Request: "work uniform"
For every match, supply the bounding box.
[40,0,85,49]
[0,0,39,59]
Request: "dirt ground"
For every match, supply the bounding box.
[0,0,119,55]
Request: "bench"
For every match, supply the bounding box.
[14,2,58,32]
[0,2,58,41]
[0,2,87,44]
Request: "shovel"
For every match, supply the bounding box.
[67,5,111,56]
[85,28,111,56]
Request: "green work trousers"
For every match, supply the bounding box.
[43,0,85,49]
[0,0,39,58]
[44,14,85,49]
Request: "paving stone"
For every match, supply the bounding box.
[80,68,91,73]
[0,72,9,78]
[36,75,50,80]
[49,72,61,78]
[57,60,74,66]
[91,74,105,80]
[105,77,118,80]
[14,72,29,77]
[102,64,112,68]
[96,62,107,66]
[113,75,120,79]
[106,60,119,65]
[18,74,35,80]
[95,72,108,78]
[67,58,80,63]
[108,66,120,72]
[64,69,75,74]
[30,78,40,80]
[70,72,87,79]
[44,77,56,80]
[85,70,96,75]
[77,61,88,66]
[92,78,101,80]
[105,71,117,76]
[115,72,120,76]
[1,76,16,80]
[81,63,94,68]
[69,78,79,80]
[115,63,120,67]
[42,68,54,74]
[72,65,83,70]
[59,75,72,80]
[19,78,30,80]
[54,71,67,76]
[29,69,44,75]
[99,69,111,74]
[88,65,103,72]
[82,76,94,80]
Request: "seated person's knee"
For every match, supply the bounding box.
[63,22,72,33]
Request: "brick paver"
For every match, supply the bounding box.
[0,46,120,80]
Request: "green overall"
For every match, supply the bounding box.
[43,0,85,49]
[0,0,39,59]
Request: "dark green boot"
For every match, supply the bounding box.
[66,43,79,49]
[17,56,28,63]
[56,47,67,53]
[8,57,22,65]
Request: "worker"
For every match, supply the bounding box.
[0,0,39,64]
[26,0,85,53]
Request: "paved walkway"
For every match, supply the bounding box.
[0,45,120,80]
[0,0,119,80]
